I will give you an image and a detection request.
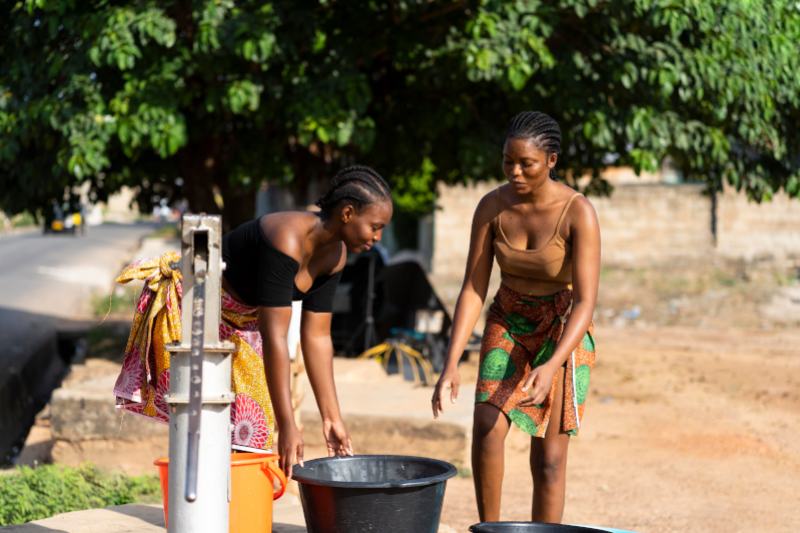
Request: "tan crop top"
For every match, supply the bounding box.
[493,189,582,296]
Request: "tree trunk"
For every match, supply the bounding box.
[292,154,310,207]
[175,141,222,216]
[218,179,256,233]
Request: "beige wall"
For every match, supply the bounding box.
[431,180,500,280]
[101,186,140,223]
[431,179,800,278]
[591,183,713,266]
[716,184,800,265]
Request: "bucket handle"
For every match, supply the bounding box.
[263,459,287,500]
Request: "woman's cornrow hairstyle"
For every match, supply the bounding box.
[315,165,392,219]
[505,111,562,181]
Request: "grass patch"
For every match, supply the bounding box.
[709,268,738,288]
[86,323,130,362]
[451,461,472,478]
[0,463,161,526]
[150,224,180,239]
[91,284,139,317]
[10,211,38,228]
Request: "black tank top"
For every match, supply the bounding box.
[221,217,342,312]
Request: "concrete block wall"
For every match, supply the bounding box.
[591,183,713,267]
[431,179,800,278]
[716,185,800,265]
[431,180,501,280]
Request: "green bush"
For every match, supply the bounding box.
[11,211,37,228]
[0,463,161,526]
[149,224,180,240]
[91,284,139,317]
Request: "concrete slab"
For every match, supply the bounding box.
[33,326,474,474]
[38,356,474,471]
[0,497,457,533]
[300,358,475,466]
[0,504,165,532]
[46,360,169,474]
[51,371,167,442]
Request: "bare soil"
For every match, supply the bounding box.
[20,262,800,532]
[420,263,800,531]
[434,326,800,532]
[301,326,800,532]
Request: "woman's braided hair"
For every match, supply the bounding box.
[315,165,392,219]
[505,111,562,181]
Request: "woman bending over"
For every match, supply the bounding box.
[113,166,393,478]
[432,112,600,523]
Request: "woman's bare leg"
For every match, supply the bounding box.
[472,402,511,522]
[530,366,571,522]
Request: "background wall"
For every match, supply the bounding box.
[431,175,800,282]
[716,184,800,265]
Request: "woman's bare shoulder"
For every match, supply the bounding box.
[259,212,313,262]
[473,186,503,225]
[571,193,597,217]
[566,193,599,233]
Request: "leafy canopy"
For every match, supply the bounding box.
[1,0,798,227]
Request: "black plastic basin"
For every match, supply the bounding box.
[470,523,609,533]
[293,455,457,533]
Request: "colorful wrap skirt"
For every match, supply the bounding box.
[476,285,596,437]
[112,252,276,452]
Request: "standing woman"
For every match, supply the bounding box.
[113,166,393,479]
[432,112,600,523]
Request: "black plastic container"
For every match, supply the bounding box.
[470,523,609,533]
[292,454,457,533]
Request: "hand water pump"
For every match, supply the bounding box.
[165,214,234,532]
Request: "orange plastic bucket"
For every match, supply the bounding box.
[154,453,287,532]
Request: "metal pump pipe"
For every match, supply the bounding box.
[165,214,234,532]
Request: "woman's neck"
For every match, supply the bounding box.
[306,212,342,250]
[510,175,556,205]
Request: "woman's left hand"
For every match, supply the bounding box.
[518,363,558,408]
[322,418,354,457]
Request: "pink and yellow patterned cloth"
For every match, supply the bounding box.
[112,252,276,452]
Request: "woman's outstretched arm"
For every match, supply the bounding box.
[519,197,601,406]
[300,310,353,457]
[432,193,497,418]
[258,306,298,477]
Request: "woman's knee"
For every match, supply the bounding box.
[530,447,568,483]
[473,404,508,441]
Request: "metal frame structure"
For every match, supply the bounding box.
[165,214,234,532]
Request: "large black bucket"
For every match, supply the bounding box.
[470,523,609,533]
[293,455,457,533]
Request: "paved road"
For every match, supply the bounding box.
[0,223,156,317]
[0,223,157,462]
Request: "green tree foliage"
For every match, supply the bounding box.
[0,463,160,526]
[1,0,798,229]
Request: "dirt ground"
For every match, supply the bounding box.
[20,261,800,532]
[415,263,800,531]
[310,324,800,532]
[25,327,800,533]
[449,326,800,532]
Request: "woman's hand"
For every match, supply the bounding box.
[322,418,354,457]
[432,366,461,419]
[278,425,304,480]
[518,362,558,407]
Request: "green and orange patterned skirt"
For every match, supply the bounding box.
[476,285,596,437]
